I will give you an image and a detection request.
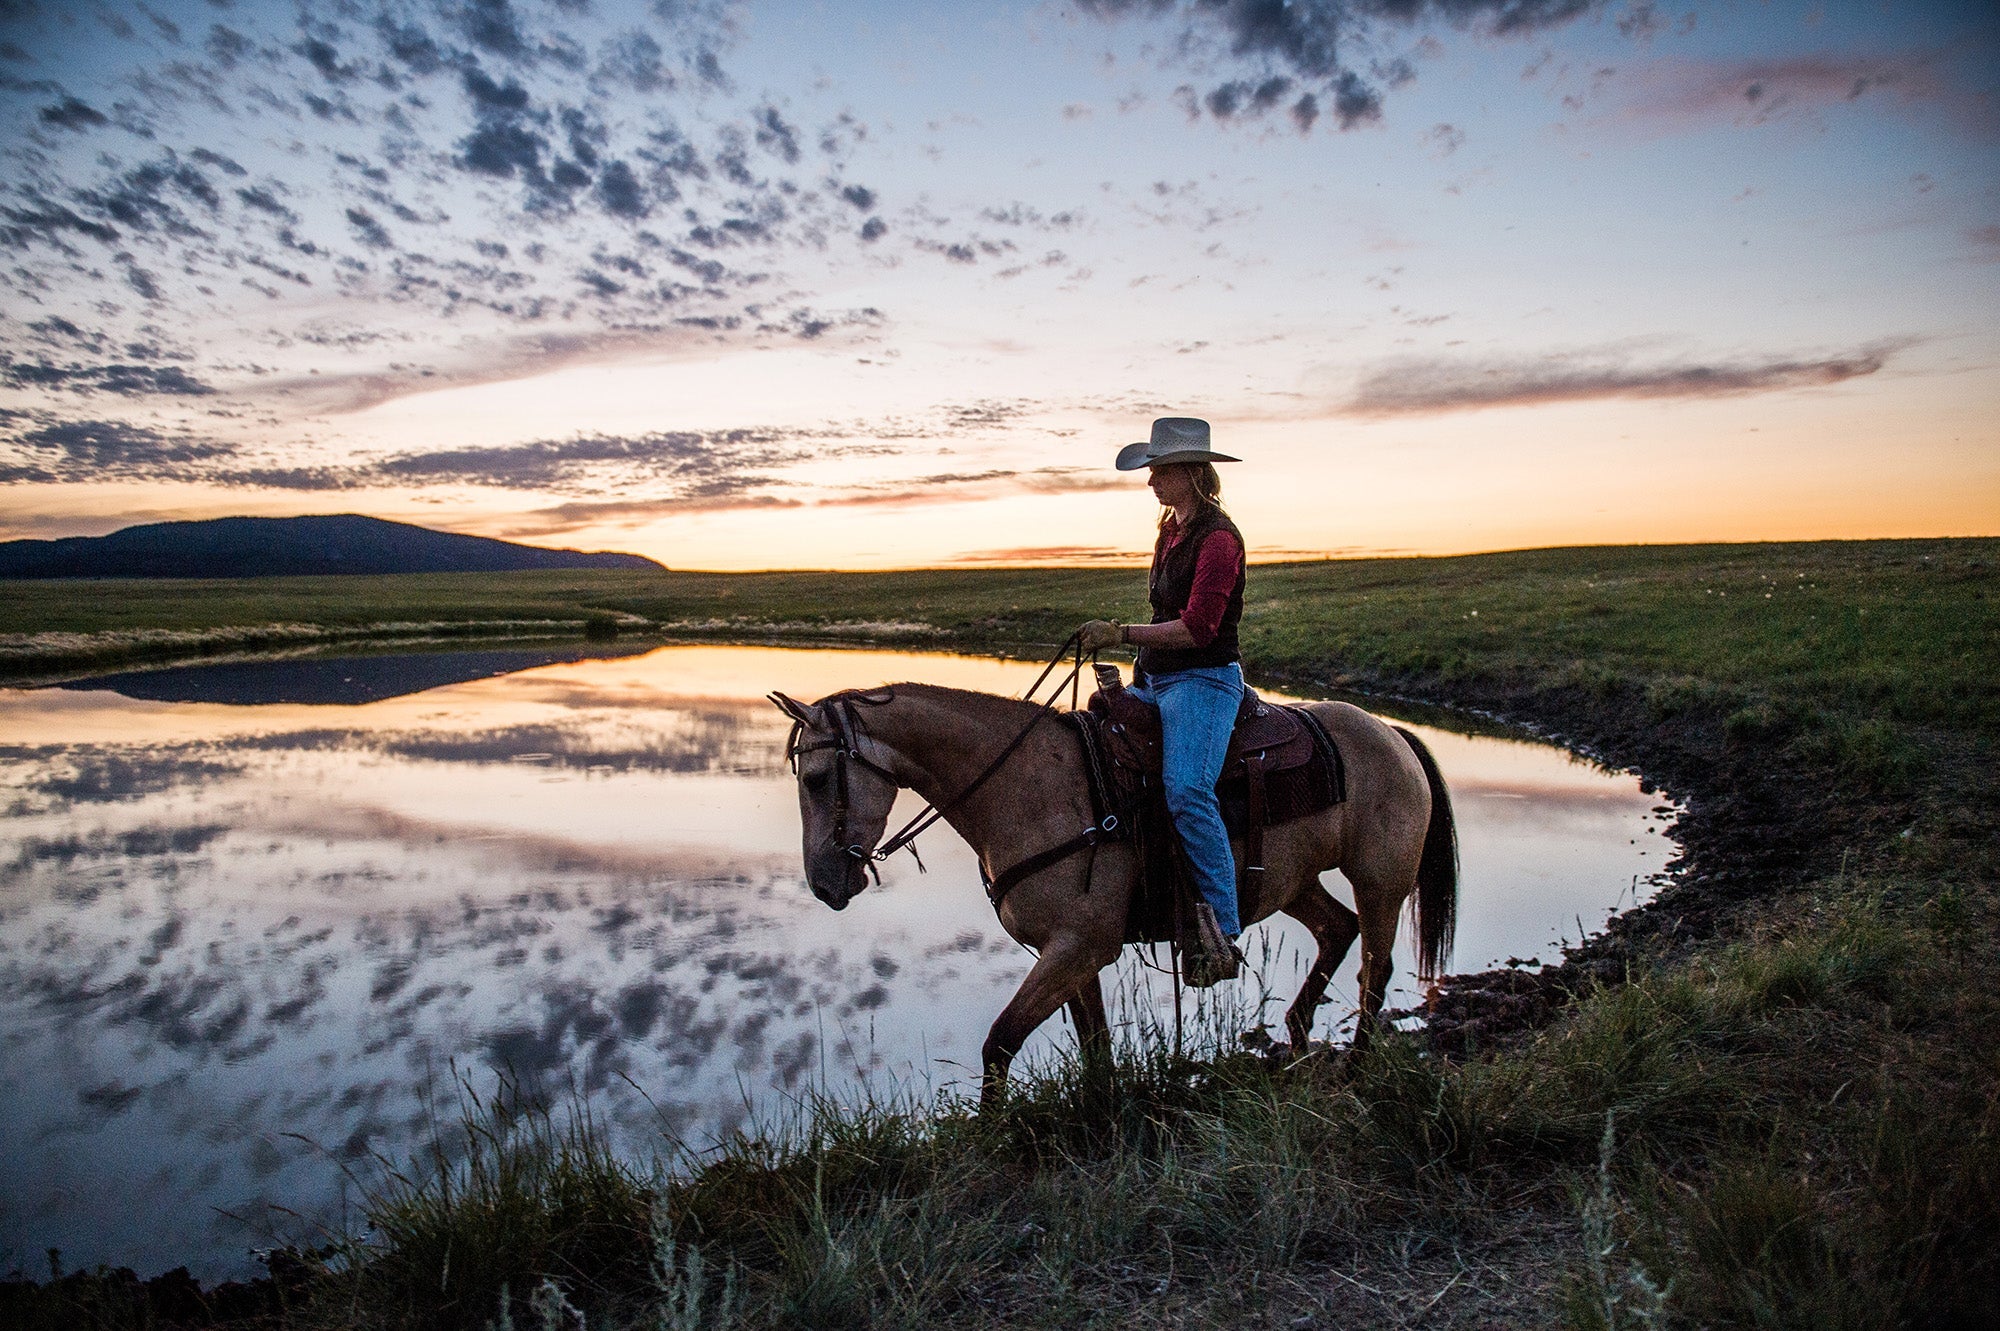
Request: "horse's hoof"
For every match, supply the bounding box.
[1276,1039,1337,1070]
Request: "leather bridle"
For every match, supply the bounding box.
[774,630,1095,895]
[781,693,901,885]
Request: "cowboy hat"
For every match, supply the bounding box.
[1114,416,1241,470]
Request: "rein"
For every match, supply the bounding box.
[874,631,1089,861]
[776,632,1094,880]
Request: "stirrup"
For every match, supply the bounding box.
[1183,903,1242,989]
[1184,949,1240,990]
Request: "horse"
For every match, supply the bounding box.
[768,681,1457,1104]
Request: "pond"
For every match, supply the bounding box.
[0,643,1676,1281]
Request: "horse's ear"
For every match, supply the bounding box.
[768,691,819,727]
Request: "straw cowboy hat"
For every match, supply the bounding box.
[1114,416,1242,470]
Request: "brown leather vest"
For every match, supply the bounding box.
[1138,503,1244,676]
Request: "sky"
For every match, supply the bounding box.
[0,0,1995,570]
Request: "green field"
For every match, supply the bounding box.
[7,539,1996,733]
[4,537,1997,1330]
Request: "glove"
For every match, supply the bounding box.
[1077,619,1124,653]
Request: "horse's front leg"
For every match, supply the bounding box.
[1066,974,1109,1063]
[1065,972,1114,1100]
[981,935,1115,1108]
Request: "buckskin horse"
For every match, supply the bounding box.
[769,676,1457,1104]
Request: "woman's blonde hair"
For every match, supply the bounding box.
[1157,461,1225,528]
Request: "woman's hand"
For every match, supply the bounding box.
[1076,620,1124,653]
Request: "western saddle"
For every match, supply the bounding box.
[979,664,1344,950]
[1082,666,1344,944]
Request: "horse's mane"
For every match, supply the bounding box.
[820,680,1048,724]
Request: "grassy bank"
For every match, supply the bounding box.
[3,538,1997,1329]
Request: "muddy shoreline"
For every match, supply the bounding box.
[1269,664,1894,1051]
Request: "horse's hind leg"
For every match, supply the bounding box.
[1350,877,1409,1054]
[1281,880,1360,1051]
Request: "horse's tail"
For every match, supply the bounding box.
[1394,725,1459,981]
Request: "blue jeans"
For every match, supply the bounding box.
[1129,662,1245,936]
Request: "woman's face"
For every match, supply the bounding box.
[1147,463,1196,510]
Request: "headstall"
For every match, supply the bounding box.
[776,630,1094,892]
[782,692,901,884]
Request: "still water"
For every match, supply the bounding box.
[0,644,1674,1280]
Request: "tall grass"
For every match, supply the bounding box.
[10,867,1991,1328]
[314,875,1987,1330]
[337,1072,657,1330]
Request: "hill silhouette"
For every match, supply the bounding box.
[0,515,663,579]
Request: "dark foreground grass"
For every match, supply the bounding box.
[4,538,1997,1328]
[16,879,1977,1329]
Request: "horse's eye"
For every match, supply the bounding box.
[801,771,830,793]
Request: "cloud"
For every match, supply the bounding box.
[344,206,393,249]
[1617,1,1664,42]
[1344,344,1904,415]
[1078,0,1602,133]
[0,198,123,248]
[1122,176,1257,234]
[0,357,215,397]
[944,398,1034,428]
[752,104,800,163]
[0,417,235,482]
[288,427,808,499]
[372,428,803,493]
[65,374,1047,512]
[39,95,109,130]
[1014,467,1129,494]
[500,493,806,537]
[815,465,1126,508]
[251,310,877,418]
[978,203,1080,230]
[1610,53,1951,129]
[944,544,1144,564]
[0,406,826,500]
[172,400,1121,519]
[0,0,915,416]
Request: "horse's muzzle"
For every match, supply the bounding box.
[809,854,868,909]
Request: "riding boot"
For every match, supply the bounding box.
[1184,901,1241,989]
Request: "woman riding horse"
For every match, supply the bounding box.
[1077,416,1247,986]
[771,414,1458,1101]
